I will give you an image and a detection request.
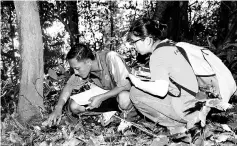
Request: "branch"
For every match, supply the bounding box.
[229,9,237,18]
[113,115,159,138]
[188,0,198,7]
[223,15,237,45]
[222,1,231,11]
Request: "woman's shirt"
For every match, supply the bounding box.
[149,45,198,97]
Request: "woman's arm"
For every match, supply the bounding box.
[128,74,169,97]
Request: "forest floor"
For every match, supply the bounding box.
[1,72,237,146]
[1,100,237,146]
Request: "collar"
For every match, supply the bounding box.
[152,39,174,52]
[90,53,103,78]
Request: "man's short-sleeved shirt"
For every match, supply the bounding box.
[149,45,198,97]
[66,51,130,90]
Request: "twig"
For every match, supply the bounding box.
[0,91,7,98]
[33,78,46,117]
[75,136,87,143]
[10,115,26,130]
[100,142,125,145]
[1,79,10,98]
[113,115,159,138]
[34,78,44,99]
[18,95,44,118]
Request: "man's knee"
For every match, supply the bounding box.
[117,91,131,110]
[69,99,85,114]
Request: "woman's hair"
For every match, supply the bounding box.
[127,18,167,41]
[66,43,95,61]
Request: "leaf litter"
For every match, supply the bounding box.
[2,69,237,145]
[2,106,237,146]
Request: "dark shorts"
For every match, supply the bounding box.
[65,97,119,117]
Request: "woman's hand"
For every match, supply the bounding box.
[128,74,142,88]
[86,95,103,110]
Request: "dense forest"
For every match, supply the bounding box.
[1,0,237,145]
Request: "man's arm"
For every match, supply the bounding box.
[128,74,169,97]
[47,84,73,126]
[54,84,73,110]
[56,74,86,109]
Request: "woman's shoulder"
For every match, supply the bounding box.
[153,44,176,56]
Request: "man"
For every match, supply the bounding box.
[47,43,134,126]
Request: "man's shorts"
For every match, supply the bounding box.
[65,97,119,123]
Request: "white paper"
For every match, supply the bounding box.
[70,83,108,105]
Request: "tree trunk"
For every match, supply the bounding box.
[216,1,237,49]
[14,0,44,124]
[66,1,79,46]
[152,1,171,21]
[152,1,189,41]
[109,1,114,50]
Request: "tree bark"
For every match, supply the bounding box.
[216,1,237,49]
[66,1,79,46]
[14,0,44,124]
[152,1,189,41]
[109,1,114,50]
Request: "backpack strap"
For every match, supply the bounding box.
[154,42,197,97]
[154,42,192,66]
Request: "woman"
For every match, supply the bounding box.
[127,18,200,128]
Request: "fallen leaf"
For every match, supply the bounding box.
[210,133,232,143]
[117,120,132,133]
[48,68,58,80]
[42,120,49,127]
[9,131,22,143]
[203,141,214,146]
[62,126,69,139]
[39,141,50,146]
[150,135,169,146]
[205,99,233,111]
[168,126,187,135]
[100,111,117,125]
[62,138,81,146]
[123,130,135,136]
[221,124,232,132]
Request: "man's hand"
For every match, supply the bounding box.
[86,95,103,110]
[128,74,142,88]
[46,107,62,127]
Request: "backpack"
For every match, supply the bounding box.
[156,41,236,103]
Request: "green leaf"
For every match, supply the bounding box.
[48,68,58,80]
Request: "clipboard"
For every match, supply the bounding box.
[70,83,108,105]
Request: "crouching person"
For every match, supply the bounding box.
[127,18,202,131]
[47,43,135,126]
